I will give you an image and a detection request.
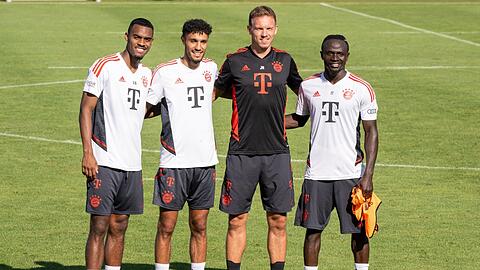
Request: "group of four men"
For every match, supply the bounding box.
[79,5,378,270]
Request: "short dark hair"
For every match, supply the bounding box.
[127,18,154,35]
[182,19,212,37]
[321,34,349,52]
[248,6,276,26]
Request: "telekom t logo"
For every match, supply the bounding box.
[253,73,272,95]
[187,86,204,108]
[128,88,141,110]
[322,101,339,123]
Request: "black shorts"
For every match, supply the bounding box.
[294,178,361,234]
[219,154,294,215]
[86,166,143,215]
[153,166,216,210]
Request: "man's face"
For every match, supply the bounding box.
[182,32,209,64]
[248,15,277,50]
[321,39,349,75]
[125,24,153,60]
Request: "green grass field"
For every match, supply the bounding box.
[1,0,479,269]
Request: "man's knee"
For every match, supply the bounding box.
[89,215,110,238]
[267,212,287,232]
[228,213,248,231]
[108,215,129,236]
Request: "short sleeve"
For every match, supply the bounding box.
[83,63,103,97]
[295,85,310,116]
[147,70,165,105]
[214,58,232,93]
[360,86,378,121]
[287,57,303,92]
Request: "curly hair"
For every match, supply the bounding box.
[182,19,212,37]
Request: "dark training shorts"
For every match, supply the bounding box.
[294,178,361,234]
[86,166,144,215]
[219,154,294,215]
[153,166,216,210]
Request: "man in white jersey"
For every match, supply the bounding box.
[145,19,217,270]
[79,18,154,270]
[286,35,379,270]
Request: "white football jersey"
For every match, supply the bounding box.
[296,71,378,180]
[83,52,151,171]
[147,58,219,168]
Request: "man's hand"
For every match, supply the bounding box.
[82,152,98,179]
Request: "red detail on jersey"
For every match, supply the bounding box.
[212,170,217,182]
[289,179,293,190]
[343,88,355,100]
[226,47,249,58]
[93,55,120,77]
[302,209,309,222]
[92,134,107,151]
[162,191,174,204]
[304,193,310,204]
[89,195,102,208]
[203,70,212,82]
[152,60,178,78]
[142,76,149,88]
[304,73,322,81]
[283,94,288,140]
[92,178,102,189]
[241,64,250,71]
[202,58,213,63]
[313,91,321,97]
[225,179,232,192]
[175,78,184,84]
[119,76,126,82]
[161,139,176,154]
[348,73,375,102]
[92,54,117,73]
[231,85,240,141]
[222,194,232,206]
[272,47,286,53]
[166,176,175,187]
[272,61,283,73]
[253,73,272,95]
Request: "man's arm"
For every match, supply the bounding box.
[79,92,99,179]
[285,113,309,129]
[358,120,378,199]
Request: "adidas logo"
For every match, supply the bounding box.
[313,91,321,97]
[241,65,250,71]
[119,76,126,82]
[175,78,184,84]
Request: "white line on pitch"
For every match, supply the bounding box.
[47,66,480,72]
[301,66,480,72]
[0,80,84,90]
[379,31,480,34]
[2,132,479,172]
[320,3,480,47]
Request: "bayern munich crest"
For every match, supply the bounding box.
[343,88,356,100]
[203,70,212,82]
[272,61,283,73]
[141,76,149,88]
[162,191,174,204]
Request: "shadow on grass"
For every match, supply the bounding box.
[0,261,225,270]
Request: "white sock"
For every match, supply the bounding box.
[104,266,121,270]
[354,263,369,270]
[191,262,206,270]
[304,266,318,270]
[155,263,170,270]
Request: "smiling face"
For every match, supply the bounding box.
[125,24,153,61]
[182,32,209,68]
[321,39,349,82]
[248,15,277,53]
